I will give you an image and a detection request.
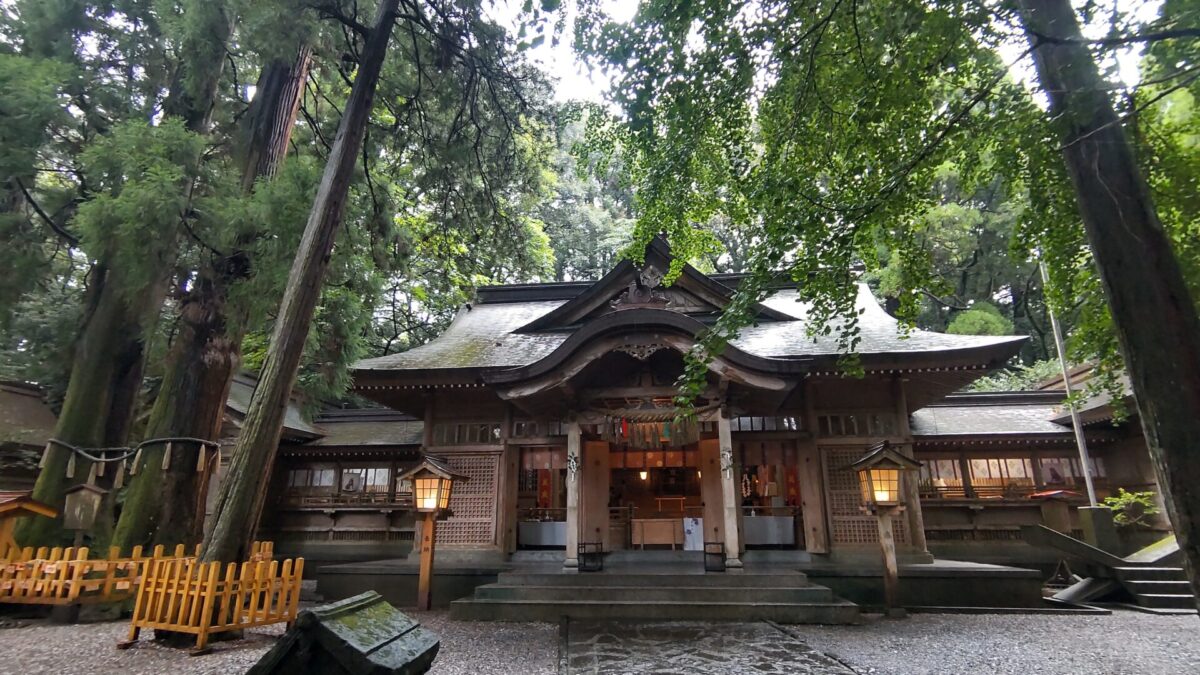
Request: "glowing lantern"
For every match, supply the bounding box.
[399,456,468,514]
[849,441,921,511]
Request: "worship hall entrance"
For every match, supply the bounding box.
[514,433,808,555]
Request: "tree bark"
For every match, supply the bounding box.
[1018,0,1200,607]
[16,2,235,549]
[112,46,312,552]
[201,0,401,564]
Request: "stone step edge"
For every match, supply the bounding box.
[452,598,858,607]
[481,583,827,590]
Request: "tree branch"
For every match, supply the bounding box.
[14,177,80,246]
[1029,26,1200,48]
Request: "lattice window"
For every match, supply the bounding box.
[433,422,502,445]
[817,412,896,437]
[822,446,907,546]
[436,454,499,546]
[730,416,802,432]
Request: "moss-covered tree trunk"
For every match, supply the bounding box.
[1018,0,1200,608]
[202,0,400,564]
[112,46,312,551]
[15,2,235,549]
[15,262,163,547]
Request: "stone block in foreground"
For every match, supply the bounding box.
[248,590,439,675]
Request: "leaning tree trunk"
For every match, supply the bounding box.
[1018,0,1200,608]
[201,0,401,564]
[112,46,312,552]
[16,2,235,549]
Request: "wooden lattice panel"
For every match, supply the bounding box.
[436,454,499,546]
[821,446,907,546]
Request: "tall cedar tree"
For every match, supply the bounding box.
[201,0,401,564]
[16,2,235,547]
[111,46,313,551]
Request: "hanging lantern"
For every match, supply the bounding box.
[848,441,921,510]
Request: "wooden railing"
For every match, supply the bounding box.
[0,544,199,606]
[119,551,303,654]
[282,492,414,508]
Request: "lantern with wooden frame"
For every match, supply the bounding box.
[849,441,921,512]
[848,441,921,617]
[398,456,468,610]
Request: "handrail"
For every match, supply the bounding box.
[518,507,566,522]
[739,505,800,517]
[282,493,413,508]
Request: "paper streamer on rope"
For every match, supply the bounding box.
[65,452,76,479]
[38,441,50,469]
[130,448,143,476]
[196,444,207,472]
[113,459,126,489]
[161,441,173,471]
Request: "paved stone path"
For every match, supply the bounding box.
[563,621,855,674]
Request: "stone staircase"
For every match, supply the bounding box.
[1028,527,1197,613]
[450,566,860,623]
[1113,566,1196,611]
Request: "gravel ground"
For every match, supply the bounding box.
[0,619,284,675]
[0,609,1195,675]
[0,611,556,675]
[793,611,1200,675]
[421,612,557,675]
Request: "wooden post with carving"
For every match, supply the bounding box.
[416,511,436,610]
[564,420,581,569]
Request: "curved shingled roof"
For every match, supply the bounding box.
[354,283,1025,374]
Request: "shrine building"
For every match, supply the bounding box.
[257,239,1167,615]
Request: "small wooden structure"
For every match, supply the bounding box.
[119,544,303,654]
[0,491,57,559]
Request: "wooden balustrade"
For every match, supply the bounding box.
[119,548,302,655]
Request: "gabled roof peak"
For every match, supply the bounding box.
[514,236,792,332]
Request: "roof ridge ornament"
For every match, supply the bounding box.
[610,262,669,311]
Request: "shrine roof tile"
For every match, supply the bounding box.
[354,285,1024,373]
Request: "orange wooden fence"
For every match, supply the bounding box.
[0,541,275,608]
[119,553,304,654]
[0,544,198,606]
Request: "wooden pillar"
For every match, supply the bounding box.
[877,506,901,615]
[416,510,436,610]
[800,380,829,553]
[892,377,928,554]
[499,404,518,555]
[422,392,435,448]
[958,452,978,499]
[581,440,610,550]
[563,420,581,569]
[699,438,725,547]
[718,409,743,568]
